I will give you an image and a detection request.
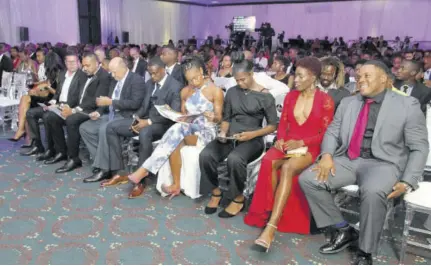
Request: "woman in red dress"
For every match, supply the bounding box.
[244,57,335,252]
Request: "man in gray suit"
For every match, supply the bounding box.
[84,57,182,197]
[299,60,429,265]
[79,57,146,183]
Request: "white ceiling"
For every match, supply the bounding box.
[159,0,343,6]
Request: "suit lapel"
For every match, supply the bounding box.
[346,95,363,144]
[374,91,392,136]
[67,71,81,101]
[116,72,132,99]
[154,76,170,98]
[410,83,422,100]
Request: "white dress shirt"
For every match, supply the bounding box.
[37,62,46,81]
[113,70,129,100]
[152,73,168,96]
[254,57,268,69]
[54,71,76,104]
[165,63,177,75]
[0,54,3,63]
[132,58,139,73]
[401,84,413,96]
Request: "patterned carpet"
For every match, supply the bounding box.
[0,133,430,265]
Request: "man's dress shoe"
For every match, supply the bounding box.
[44,153,67,165]
[319,226,358,254]
[129,183,145,198]
[353,251,372,265]
[21,146,43,156]
[83,170,110,183]
[36,150,55,161]
[56,159,82,173]
[101,174,129,187]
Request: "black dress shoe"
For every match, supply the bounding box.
[55,159,82,173]
[20,146,43,156]
[92,168,100,174]
[353,251,373,265]
[20,140,35,149]
[83,170,111,183]
[44,153,67,165]
[319,226,358,254]
[36,150,55,161]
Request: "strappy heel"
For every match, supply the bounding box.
[204,193,222,215]
[254,223,277,253]
[218,199,245,218]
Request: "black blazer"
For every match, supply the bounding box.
[394,80,431,114]
[52,69,87,108]
[328,87,351,111]
[0,55,13,87]
[133,59,147,78]
[136,75,182,125]
[169,64,185,87]
[96,71,146,119]
[77,67,111,112]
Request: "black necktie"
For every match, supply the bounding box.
[152,83,161,96]
[402,85,409,93]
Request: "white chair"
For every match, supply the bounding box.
[335,184,396,255]
[400,182,431,264]
[0,72,26,134]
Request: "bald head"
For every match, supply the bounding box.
[109,57,129,81]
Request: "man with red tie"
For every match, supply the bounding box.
[299,60,429,265]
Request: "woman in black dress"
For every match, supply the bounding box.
[271,56,294,89]
[199,52,278,218]
[9,52,64,143]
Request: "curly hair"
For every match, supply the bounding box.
[295,56,322,78]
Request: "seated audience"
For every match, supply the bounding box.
[345,59,367,93]
[394,59,431,114]
[12,52,65,144]
[22,52,86,160]
[299,61,428,265]
[199,52,278,218]
[79,57,146,183]
[46,52,111,173]
[130,46,147,78]
[105,56,223,199]
[10,46,20,70]
[318,56,351,110]
[244,57,335,250]
[217,54,233,78]
[271,56,294,88]
[161,45,185,86]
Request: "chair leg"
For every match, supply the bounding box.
[399,204,414,264]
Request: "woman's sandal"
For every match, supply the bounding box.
[254,223,277,253]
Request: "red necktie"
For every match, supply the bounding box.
[347,99,374,160]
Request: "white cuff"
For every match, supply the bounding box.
[148,119,152,125]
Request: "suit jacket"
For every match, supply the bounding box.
[77,67,111,112]
[169,64,185,87]
[136,75,182,125]
[394,80,431,114]
[52,69,87,108]
[97,71,146,119]
[0,54,13,87]
[133,59,147,78]
[328,87,351,111]
[321,89,429,189]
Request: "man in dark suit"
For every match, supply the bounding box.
[79,57,146,183]
[22,52,86,159]
[394,59,431,115]
[0,43,13,87]
[96,56,182,198]
[42,53,111,173]
[130,46,147,78]
[318,57,351,111]
[161,45,185,87]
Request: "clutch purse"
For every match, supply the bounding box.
[284,146,308,158]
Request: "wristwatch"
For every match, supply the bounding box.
[402,182,413,194]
